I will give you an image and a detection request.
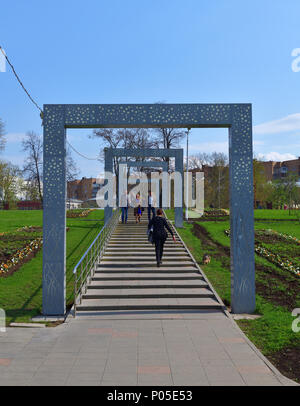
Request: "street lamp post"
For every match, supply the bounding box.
[185,128,191,221]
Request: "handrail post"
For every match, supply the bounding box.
[74,272,77,318]
[80,262,83,304]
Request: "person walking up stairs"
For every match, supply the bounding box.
[148,208,176,267]
[75,208,224,314]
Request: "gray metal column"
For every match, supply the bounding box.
[104,148,113,224]
[175,149,184,228]
[229,104,255,313]
[42,105,66,315]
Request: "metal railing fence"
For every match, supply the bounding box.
[73,209,120,316]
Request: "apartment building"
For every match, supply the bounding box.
[261,158,300,181]
[67,177,97,201]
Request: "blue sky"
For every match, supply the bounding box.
[1,0,300,177]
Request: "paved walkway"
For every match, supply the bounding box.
[0,212,297,386]
[0,310,297,386]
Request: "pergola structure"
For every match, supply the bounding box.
[118,160,169,210]
[105,148,183,227]
[42,103,255,316]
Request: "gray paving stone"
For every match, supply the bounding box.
[67,379,101,386]
[241,373,282,386]
[137,374,173,385]
[101,373,138,385]
[30,378,68,386]
[172,366,209,386]
[5,364,42,373]
[0,379,30,386]
[204,365,246,386]
[42,357,76,366]
[0,371,35,381]
[67,372,102,382]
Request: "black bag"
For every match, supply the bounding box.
[147,228,154,244]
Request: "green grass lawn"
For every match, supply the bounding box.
[168,210,300,382]
[165,208,300,221]
[0,209,104,324]
[254,209,300,220]
[0,210,43,232]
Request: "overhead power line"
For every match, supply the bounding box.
[0,46,43,116]
[0,46,103,162]
[67,140,101,161]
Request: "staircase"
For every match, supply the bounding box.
[76,209,224,314]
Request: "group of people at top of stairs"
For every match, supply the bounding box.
[120,191,176,267]
[120,191,154,224]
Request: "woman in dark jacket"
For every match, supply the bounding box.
[148,208,176,267]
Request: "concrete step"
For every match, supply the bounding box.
[106,247,184,251]
[92,274,204,281]
[118,221,149,223]
[96,266,197,272]
[114,234,149,236]
[82,288,215,299]
[88,280,209,288]
[114,232,148,234]
[101,256,192,262]
[104,251,187,257]
[114,230,148,233]
[110,237,176,239]
[76,297,223,311]
[109,238,155,242]
[106,246,185,250]
[74,309,225,318]
[98,261,194,267]
[105,248,186,252]
[115,227,148,229]
[107,243,182,247]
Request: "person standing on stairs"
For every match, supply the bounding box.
[147,191,156,222]
[120,191,129,224]
[148,208,176,267]
[134,193,142,223]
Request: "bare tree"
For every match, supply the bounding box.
[22,131,43,202]
[0,118,6,153]
[188,152,212,170]
[66,147,79,182]
[93,128,159,200]
[205,152,229,209]
[153,128,186,171]
[93,127,156,176]
[66,147,79,203]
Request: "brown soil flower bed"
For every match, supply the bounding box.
[192,223,230,257]
[0,228,69,278]
[192,223,300,311]
[0,234,38,242]
[268,346,300,383]
[255,263,300,310]
[0,245,41,278]
[255,232,291,244]
[197,217,229,222]
[66,209,92,218]
[19,226,43,233]
[204,209,229,217]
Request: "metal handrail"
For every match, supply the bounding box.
[73,209,120,317]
